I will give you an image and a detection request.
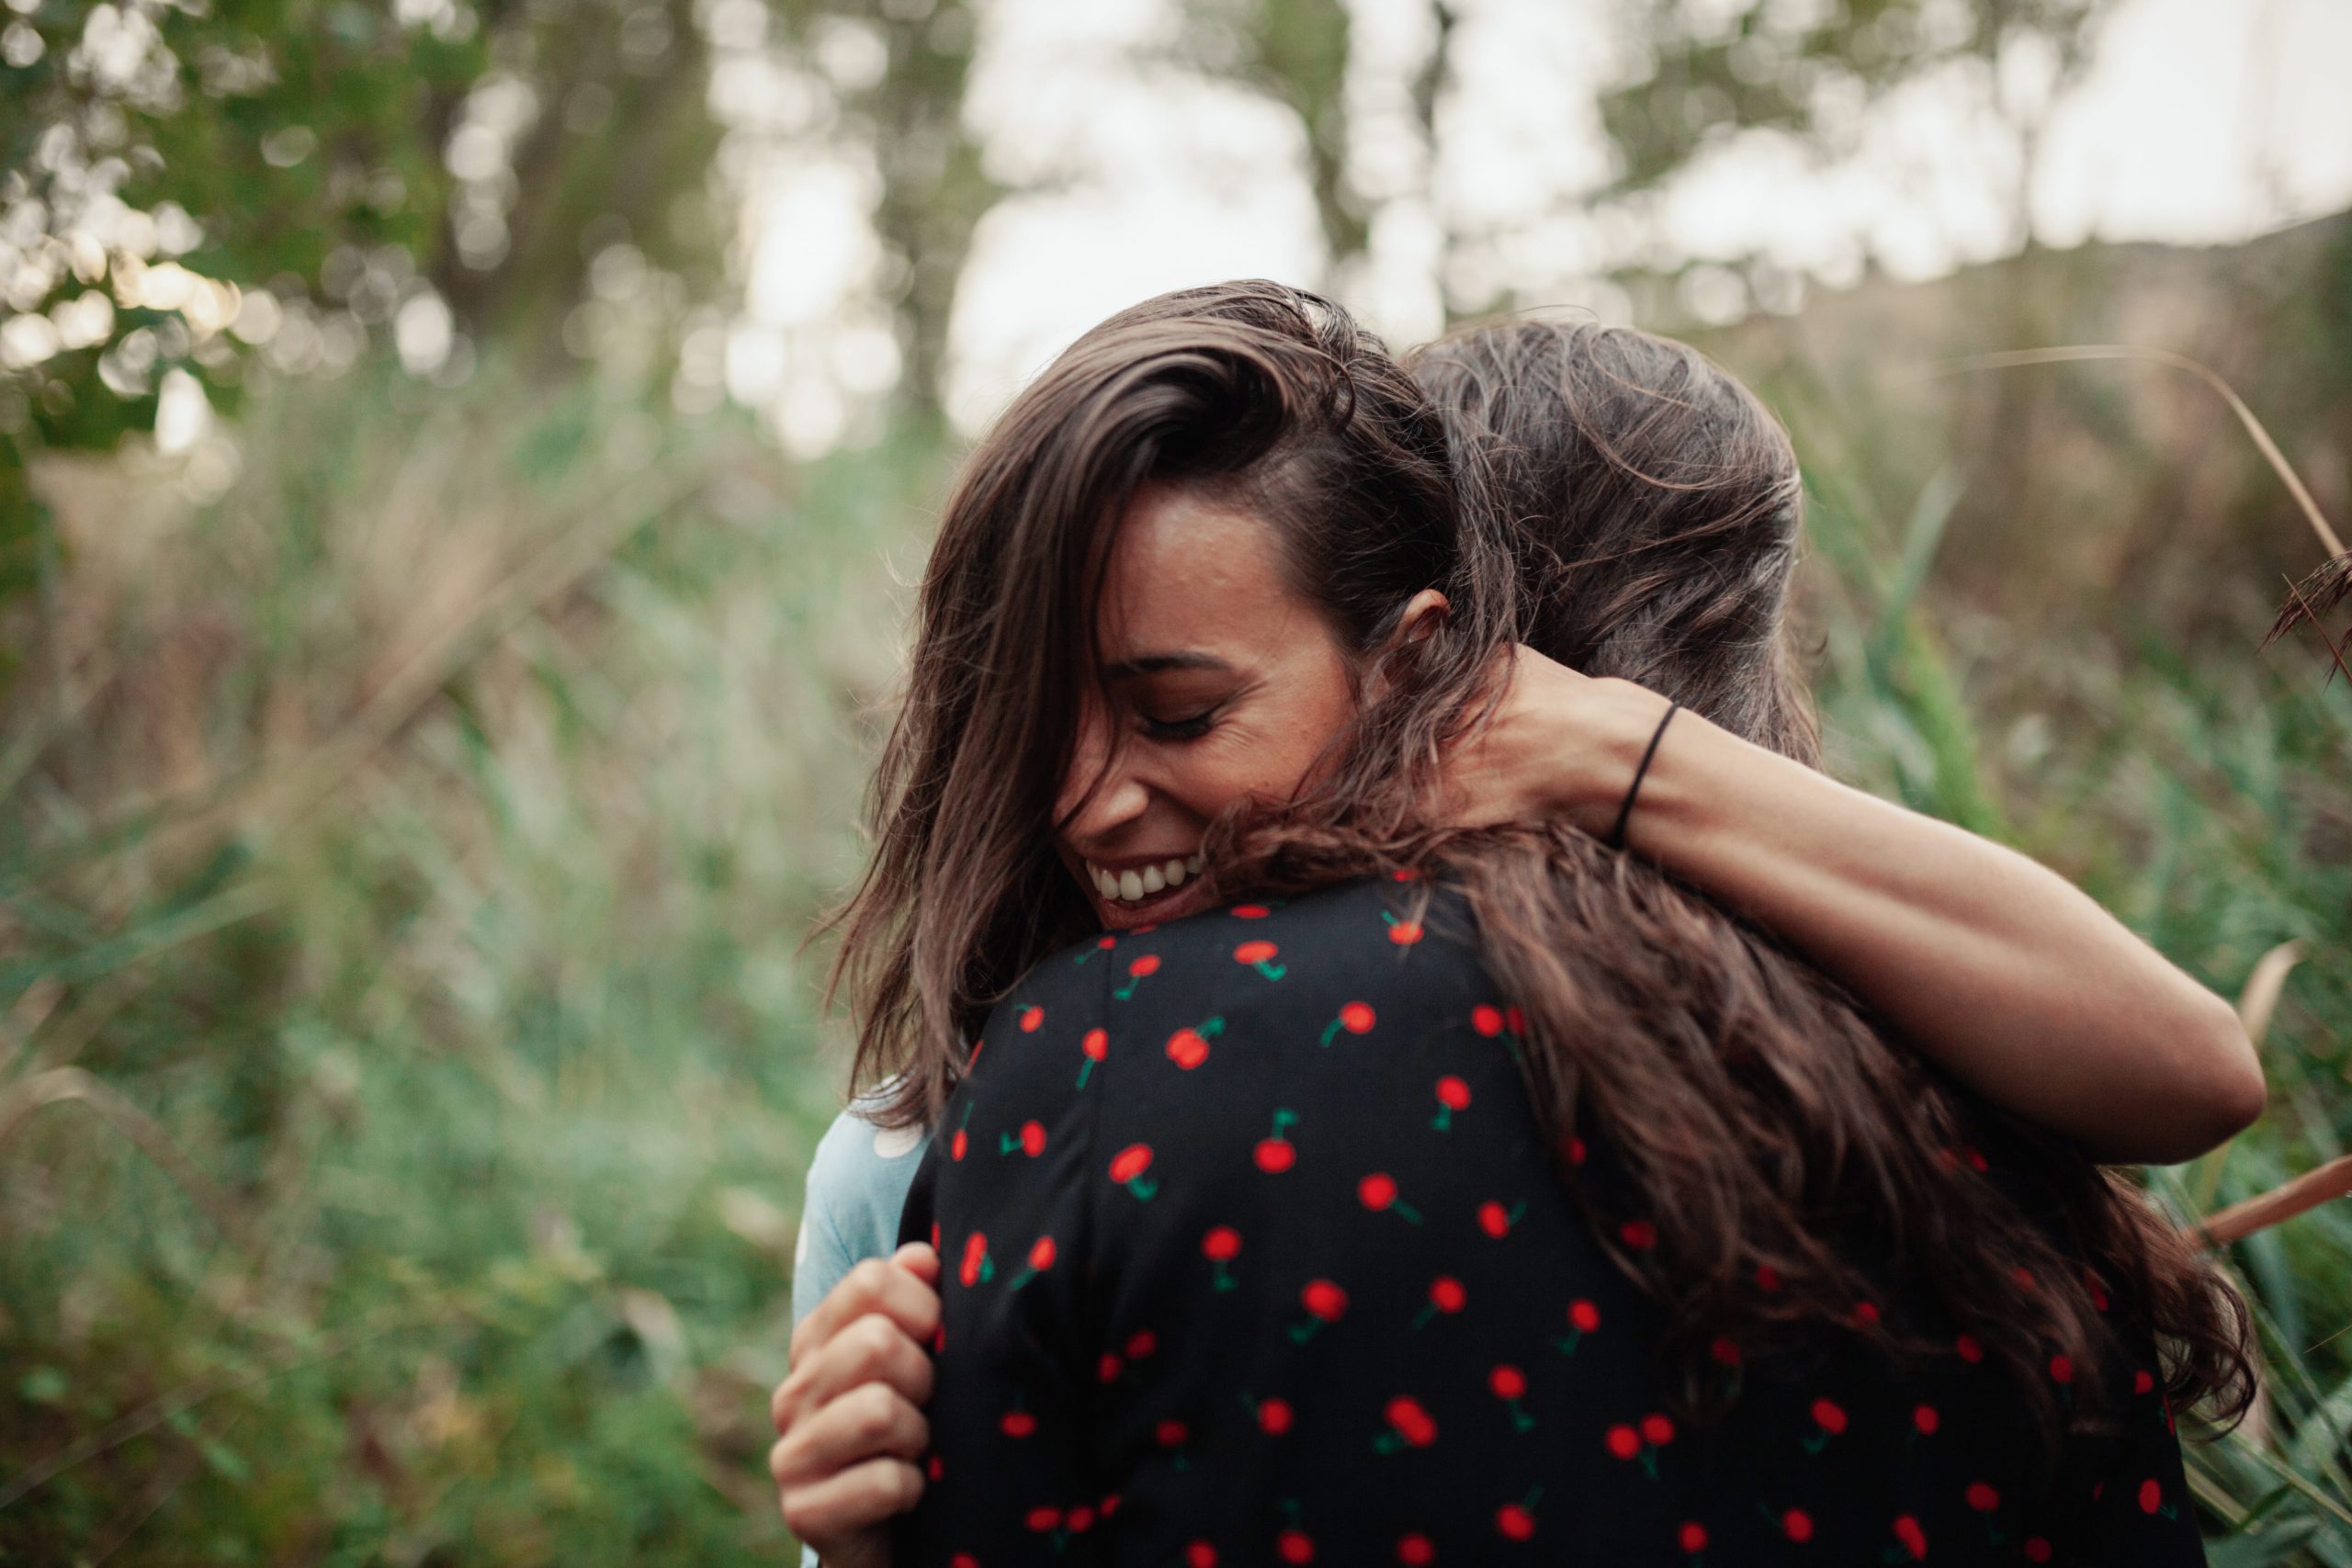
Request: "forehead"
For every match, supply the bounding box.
[1098,483,1325,660]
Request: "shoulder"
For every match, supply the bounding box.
[1128,874,1487,1012]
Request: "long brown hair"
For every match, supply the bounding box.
[829,279,1512,1130]
[829,289,2252,1463]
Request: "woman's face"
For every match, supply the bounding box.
[1054,481,1361,932]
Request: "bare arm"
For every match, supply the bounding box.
[1444,649,2265,1165]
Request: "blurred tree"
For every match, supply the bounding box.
[1599,0,2116,248]
[1173,0,1363,284]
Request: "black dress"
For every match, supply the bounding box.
[894,876,2204,1566]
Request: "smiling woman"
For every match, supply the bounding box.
[1058,483,1447,932]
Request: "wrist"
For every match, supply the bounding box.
[1562,678,1679,839]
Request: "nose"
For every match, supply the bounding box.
[1057,706,1150,846]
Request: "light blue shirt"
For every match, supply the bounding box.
[790,1086,927,1568]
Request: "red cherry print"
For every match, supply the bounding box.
[2012,1265,2037,1289]
[1067,1505,1095,1534]
[1489,1364,1527,1400]
[1413,1274,1466,1328]
[1167,1029,1212,1070]
[1965,1481,1999,1512]
[931,1324,944,1353]
[1438,1077,1471,1107]
[1781,1508,1814,1542]
[958,1231,989,1287]
[1360,1173,1397,1209]
[1570,1299,1602,1333]
[1026,1505,1061,1531]
[1894,1515,1927,1559]
[1156,1418,1188,1448]
[1564,1134,1587,1166]
[1255,1108,1299,1172]
[1756,1262,1782,1291]
[1233,940,1284,980]
[2049,1354,2075,1384]
[1471,1004,1505,1036]
[1126,1330,1158,1359]
[1083,1028,1108,1058]
[1276,1530,1313,1564]
[1813,1397,1848,1434]
[1392,866,1419,880]
[1710,1336,1741,1366]
[1186,1543,1217,1568]
[1620,1218,1659,1249]
[1387,920,1424,945]
[1640,1412,1675,1446]
[1204,1225,1241,1260]
[1231,904,1270,919]
[1018,1005,1044,1032]
[1027,1235,1056,1270]
[1851,1300,1882,1329]
[1496,1503,1535,1540]
[1397,1535,1435,1565]
[1505,1005,1526,1034]
[1382,1395,1437,1448]
[1001,1408,1036,1438]
[930,1220,941,1251]
[1913,1404,1939,1434]
[1340,1001,1374,1032]
[1098,1351,1123,1383]
[2132,1369,2154,1395]
[1023,1120,1047,1155]
[2138,1478,2162,1514]
[1109,1142,1157,1199]
[1606,1424,1642,1461]
[950,1554,976,1568]
[1290,1280,1348,1342]
[1679,1521,1708,1553]
[1114,953,1161,1000]
[1955,1332,1984,1363]
[2084,1266,2110,1310]
[950,1129,968,1161]
[1257,1397,1293,1435]
[2024,1539,2052,1563]
[1476,1200,1522,1238]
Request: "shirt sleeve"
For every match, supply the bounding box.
[791,1093,926,1329]
[891,950,1112,1566]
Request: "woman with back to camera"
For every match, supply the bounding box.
[771,287,2258,1562]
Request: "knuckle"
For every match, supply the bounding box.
[888,1458,926,1510]
[851,1382,899,1444]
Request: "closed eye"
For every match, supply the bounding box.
[1140,707,1218,742]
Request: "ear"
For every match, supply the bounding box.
[1365,588,1452,701]
[1391,588,1452,650]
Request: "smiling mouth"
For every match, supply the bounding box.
[1085,853,1205,906]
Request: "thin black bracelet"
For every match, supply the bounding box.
[1605,700,1679,851]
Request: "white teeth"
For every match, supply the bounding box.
[1185,853,1203,874]
[1140,863,1166,894]
[1118,869,1145,902]
[1163,859,1187,887]
[1093,866,1117,898]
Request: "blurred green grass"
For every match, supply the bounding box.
[1,341,2346,1563]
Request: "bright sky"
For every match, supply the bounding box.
[726,0,2352,451]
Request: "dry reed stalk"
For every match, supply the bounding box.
[1931,344,2352,663]
[2189,1151,2352,1249]
[0,1066,258,1258]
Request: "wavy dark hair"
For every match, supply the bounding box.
[828,288,2253,1469]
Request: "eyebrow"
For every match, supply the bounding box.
[1101,651,1235,680]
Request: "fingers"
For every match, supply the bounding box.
[772,1382,930,1536]
[777,1456,924,1552]
[773,1308,937,1438]
[791,1257,943,1375]
[889,1240,940,1286]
